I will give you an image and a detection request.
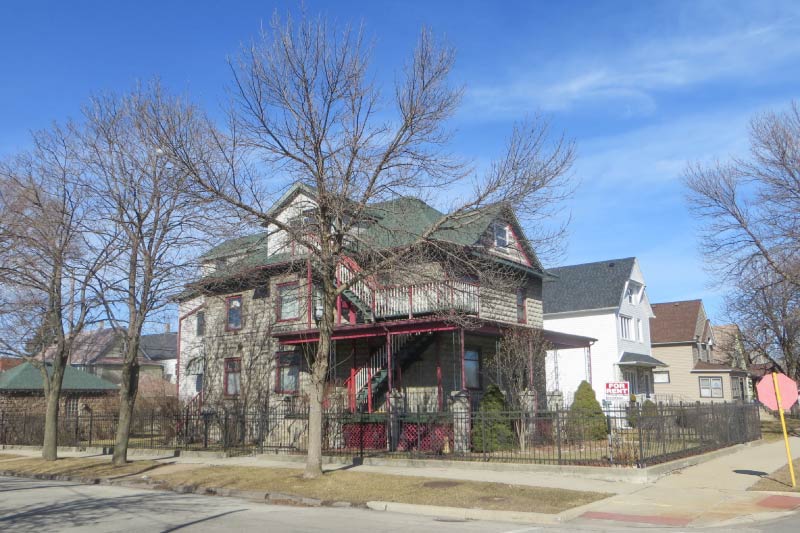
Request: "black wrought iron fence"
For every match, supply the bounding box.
[0,401,760,467]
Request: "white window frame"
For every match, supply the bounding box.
[699,376,723,398]
[636,318,642,342]
[653,371,670,384]
[620,315,634,340]
[492,223,509,248]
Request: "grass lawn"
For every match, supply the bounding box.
[760,419,800,442]
[0,457,162,479]
[749,458,800,492]
[0,454,23,460]
[149,465,609,513]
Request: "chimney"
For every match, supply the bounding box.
[164,323,171,334]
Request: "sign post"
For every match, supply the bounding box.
[757,372,799,488]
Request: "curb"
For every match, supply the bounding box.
[366,501,563,525]
[0,469,353,510]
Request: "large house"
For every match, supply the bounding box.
[650,300,750,402]
[543,257,661,406]
[177,183,592,416]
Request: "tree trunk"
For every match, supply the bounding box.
[304,282,335,479]
[113,353,140,466]
[42,381,62,461]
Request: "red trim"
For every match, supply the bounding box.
[276,282,300,322]
[225,295,243,332]
[306,260,313,326]
[386,334,393,410]
[516,288,527,324]
[275,351,300,394]
[223,357,241,397]
[460,329,466,391]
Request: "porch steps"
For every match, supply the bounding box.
[354,332,437,411]
[341,288,374,322]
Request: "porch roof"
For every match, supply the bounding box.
[618,352,667,368]
[543,329,596,349]
[274,319,595,348]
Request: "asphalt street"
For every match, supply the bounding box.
[1,475,798,533]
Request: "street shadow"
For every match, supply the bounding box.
[0,482,246,533]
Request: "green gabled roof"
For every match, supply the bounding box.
[0,362,118,392]
[201,232,269,261]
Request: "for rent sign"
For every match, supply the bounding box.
[605,381,630,397]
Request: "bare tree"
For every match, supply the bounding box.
[77,83,210,465]
[158,11,574,477]
[724,267,800,380]
[685,102,800,288]
[0,126,108,460]
[484,327,549,450]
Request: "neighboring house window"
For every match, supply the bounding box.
[226,296,243,331]
[224,358,241,396]
[731,376,746,400]
[620,315,633,340]
[464,348,481,389]
[277,282,300,321]
[492,223,508,248]
[699,376,723,398]
[623,369,637,391]
[653,371,670,384]
[276,351,301,394]
[195,374,203,394]
[516,289,526,324]
[196,311,205,336]
[65,396,79,418]
[636,319,642,342]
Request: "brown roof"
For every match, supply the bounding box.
[650,300,703,344]
[0,358,24,372]
[692,361,746,373]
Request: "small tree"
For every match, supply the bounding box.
[471,384,514,452]
[566,381,607,442]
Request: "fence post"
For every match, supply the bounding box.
[150,411,155,449]
[223,410,229,451]
[637,404,645,467]
[89,412,94,447]
[416,405,421,455]
[481,408,487,462]
[555,410,562,465]
[680,401,686,452]
[74,411,80,446]
[203,413,209,449]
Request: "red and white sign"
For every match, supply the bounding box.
[757,372,799,411]
[606,381,630,397]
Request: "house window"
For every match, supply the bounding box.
[516,289,526,324]
[65,396,79,418]
[195,374,203,394]
[196,311,205,336]
[731,376,746,400]
[277,282,300,321]
[625,283,641,304]
[620,315,633,340]
[654,371,670,384]
[224,358,241,397]
[636,319,642,342]
[699,376,723,398]
[226,296,242,331]
[492,223,508,248]
[464,348,481,389]
[276,351,301,394]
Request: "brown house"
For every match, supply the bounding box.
[650,300,750,402]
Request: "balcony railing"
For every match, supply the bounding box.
[337,259,479,320]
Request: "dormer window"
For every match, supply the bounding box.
[492,223,509,248]
[625,282,642,305]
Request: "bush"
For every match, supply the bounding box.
[628,399,658,429]
[566,381,608,441]
[471,385,514,452]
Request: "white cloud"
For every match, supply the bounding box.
[464,17,800,118]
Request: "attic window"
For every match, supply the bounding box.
[625,283,642,305]
[492,223,509,248]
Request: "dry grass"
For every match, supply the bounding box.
[0,457,161,479]
[150,465,608,513]
[749,458,800,492]
[0,453,23,460]
[760,419,800,442]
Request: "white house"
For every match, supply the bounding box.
[542,257,662,406]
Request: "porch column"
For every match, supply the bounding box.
[459,328,466,391]
[386,333,393,401]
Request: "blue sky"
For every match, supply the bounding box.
[1,0,799,321]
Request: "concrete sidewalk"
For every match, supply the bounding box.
[5,438,800,528]
[570,436,800,528]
